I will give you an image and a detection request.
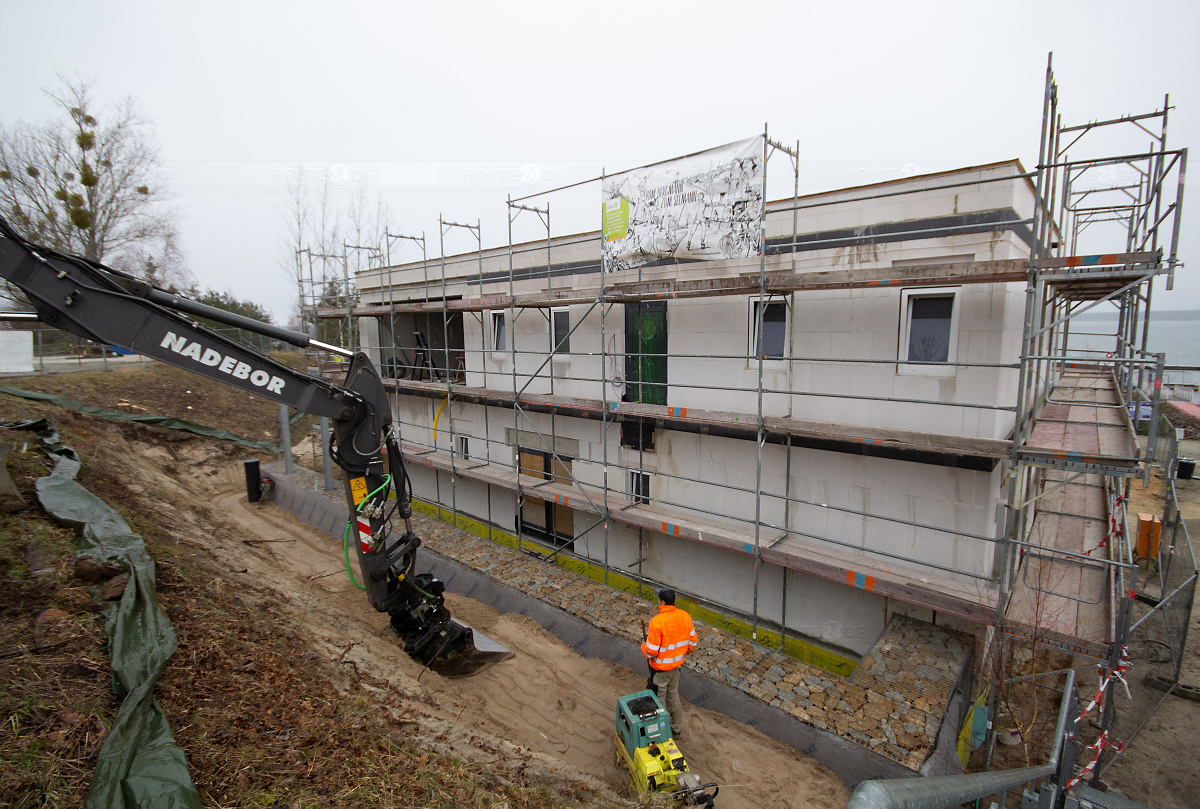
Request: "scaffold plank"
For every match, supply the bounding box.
[1032,250,1161,269]
[1006,469,1115,656]
[1021,373,1140,472]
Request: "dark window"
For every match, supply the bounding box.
[552,309,570,354]
[754,300,787,359]
[492,311,507,352]
[907,295,954,363]
[620,418,656,451]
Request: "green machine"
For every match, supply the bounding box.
[614,690,718,807]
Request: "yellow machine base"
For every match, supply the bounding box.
[615,732,690,797]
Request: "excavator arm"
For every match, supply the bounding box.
[0,217,507,676]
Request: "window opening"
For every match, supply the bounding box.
[899,288,960,376]
[516,447,574,549]
[624,301,667,405]
[552,307,570,354]
[752,299,787,359]
[491,311,507,352]
[620,418,656,451]
[629,470,650,505]
[908,297,953,362]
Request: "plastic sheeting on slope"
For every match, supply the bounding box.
[9,419,201,809]
[0,383,281,452]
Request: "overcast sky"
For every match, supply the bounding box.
[3,0,1199,323]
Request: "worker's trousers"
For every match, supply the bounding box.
[651,667,686,738]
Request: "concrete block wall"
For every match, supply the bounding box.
[763,160,1028,239]
[449,271,1024,442]
[355,162,1029,299]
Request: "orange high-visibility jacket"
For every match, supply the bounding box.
[641,604,697,671]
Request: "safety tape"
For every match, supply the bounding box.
[1065,730,1125,791]
[1066,645,1131,790]
[1086,494,1125,557]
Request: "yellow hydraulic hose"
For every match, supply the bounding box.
[432,395,451,441]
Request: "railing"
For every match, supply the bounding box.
[1154,412,1184,477]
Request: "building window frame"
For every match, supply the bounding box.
[629,470,651,505]
[551,306,571,355]
[748,298,788,363]
[897,287,960,376]
[490,310,508,354]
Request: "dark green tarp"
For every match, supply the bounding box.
[11,419,201,809]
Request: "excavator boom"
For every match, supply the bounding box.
[0,216,510,677]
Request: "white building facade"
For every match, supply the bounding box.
[351,160,1036,665]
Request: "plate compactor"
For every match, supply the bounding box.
[615,690,718,807]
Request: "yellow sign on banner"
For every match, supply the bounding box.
[350,476,369,506]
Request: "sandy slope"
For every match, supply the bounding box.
[123,435,849,809]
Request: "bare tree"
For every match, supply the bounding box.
[279,166,394,339]
[0,77,183,277]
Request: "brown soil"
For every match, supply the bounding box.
[0,356,313,444]
[0,366,849,809]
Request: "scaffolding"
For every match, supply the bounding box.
[985,54,1190,789]
[313,60,1189,780]
[296,244,363,375]
[343,155,1034,652]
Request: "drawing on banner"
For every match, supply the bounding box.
[601,136,764,272]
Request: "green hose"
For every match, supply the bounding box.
[342,520,366,591]
[341,474,393,591]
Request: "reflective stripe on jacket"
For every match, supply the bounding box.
[641,604,697,671]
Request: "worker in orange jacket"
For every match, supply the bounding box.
[641,587,697,739]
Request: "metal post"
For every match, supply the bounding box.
[1093,580,1135,788]
[598,170,613,585]
[751,124,769,641]
[319,416,333,492]
[1144,353,1165,484]
[506,202,522,555]
[279,403,293,475]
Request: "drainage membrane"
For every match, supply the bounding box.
[8,419,201,809]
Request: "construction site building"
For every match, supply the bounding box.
[306,60,1191,785]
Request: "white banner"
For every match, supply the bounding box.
[601,136,764,272]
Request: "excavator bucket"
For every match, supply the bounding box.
[385,571,512,677]
[397,616,513,678]
[429,620,513,678]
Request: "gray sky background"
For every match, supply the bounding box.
[3,0,1198,323]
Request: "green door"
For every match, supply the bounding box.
[625,302,667,405]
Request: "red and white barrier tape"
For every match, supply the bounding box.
[1068,645,1131,790]
[1066,730,1125,790]
[1087,495,1125,557]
